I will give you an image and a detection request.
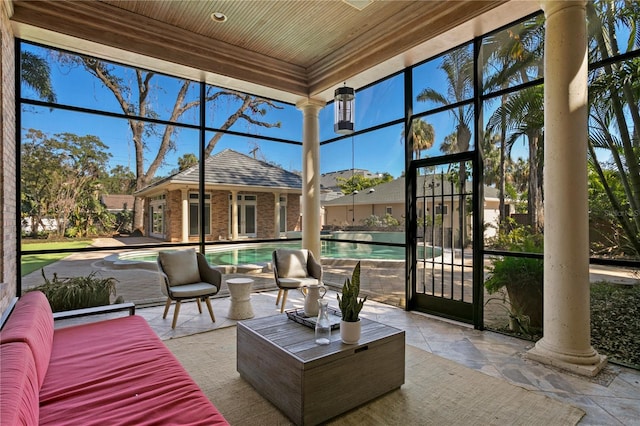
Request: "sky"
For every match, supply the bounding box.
[20,41,529,183]
[19,6,634,190]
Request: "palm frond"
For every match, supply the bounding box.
[416,87,448,106]
[21,51,56,103]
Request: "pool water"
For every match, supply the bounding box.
[128,241,438,266]
[209,242,410,264]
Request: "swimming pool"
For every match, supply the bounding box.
[112,241,439,268]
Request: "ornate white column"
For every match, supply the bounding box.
[527,0,606,376]
[274,192,281,239]
[231,190,238,241]
[181,188,189,243]
[296,98,325,259]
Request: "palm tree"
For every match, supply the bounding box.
[487,85,544,232]
[416,48,474,155]
[401,117,435,162]
[440,132,457,155]
[481,133,503,187]
[510,157,529,195]
[21,50,56,103]
[411,118,435,159]
[482,15,544,226]
[586,0,640,256]
[416,46,474,246]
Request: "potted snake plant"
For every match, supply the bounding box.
[337,261,367,344]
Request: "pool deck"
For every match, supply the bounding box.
[21,237,406,305]
[21,236,638,315]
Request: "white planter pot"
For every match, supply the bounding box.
[340,319,361,344]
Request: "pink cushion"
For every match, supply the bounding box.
[0,291,54,388]
[0,342,40,426]
[39,315,228,425]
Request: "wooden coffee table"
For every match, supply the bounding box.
[237,313,405,425]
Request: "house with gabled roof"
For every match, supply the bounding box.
[135,149,302,242]
[322,175,510,243]
[100,195,135,213]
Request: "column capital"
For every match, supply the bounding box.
[540,0,586,17]
[3,0,15,18]
[295,98,326,113]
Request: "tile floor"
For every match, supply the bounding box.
[78,288,640,426]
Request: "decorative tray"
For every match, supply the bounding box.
[286,307,342,330]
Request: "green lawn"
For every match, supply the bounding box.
[21,240,93,276]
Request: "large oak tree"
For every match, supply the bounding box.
[56,54,282,232]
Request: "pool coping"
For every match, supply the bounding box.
[102,242,413,274]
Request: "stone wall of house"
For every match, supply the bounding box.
[255,193,302,238]
[141,197,149,236]
[0,1,17,316]
[211,190,228,241]
[159,189,230,242]
[257,193,275,238]
[165,190,182,242]
[287,194,301,232]
[155,189,302,242]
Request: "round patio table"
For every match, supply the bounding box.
[226,277,255,320]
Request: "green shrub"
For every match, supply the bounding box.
[485,253,544,294]
[27,270,117,312]
[485,225,543,333]
[362,214,401,227]
[485,225,543,292]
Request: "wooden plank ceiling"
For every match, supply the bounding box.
[10,0,533,102]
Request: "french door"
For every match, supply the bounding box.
[407,152,483,326]
[230,194,257,237]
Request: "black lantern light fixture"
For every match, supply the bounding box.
[334,84,355,135]
[352,190,358,224]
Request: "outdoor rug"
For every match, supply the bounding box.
[164,326,585,425]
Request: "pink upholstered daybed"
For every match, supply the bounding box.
[0,291,228,425]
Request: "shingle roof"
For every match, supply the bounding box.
[137,149,302,193]
[322,175,500,206]
[320,168,380,191]
[100,194,135,211]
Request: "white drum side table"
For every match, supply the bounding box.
[226,277,255,320]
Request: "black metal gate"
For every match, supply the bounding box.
[406,152,483,326]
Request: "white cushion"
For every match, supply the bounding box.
[159,249,201,286]
[278,277,318,289]
[169,282,217,297]
[276,249,309,278]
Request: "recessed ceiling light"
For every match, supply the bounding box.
[342,0,374,11]
[211,12,227,23]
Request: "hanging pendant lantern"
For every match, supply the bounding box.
[334,84,355,135]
